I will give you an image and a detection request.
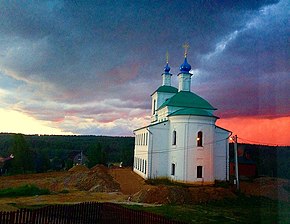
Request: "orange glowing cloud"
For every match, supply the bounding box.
[216,116,290,146]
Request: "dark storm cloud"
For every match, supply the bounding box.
[193,0,289,118]
[0,0,288,135]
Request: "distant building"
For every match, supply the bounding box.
[133,51,231,184]
[230,148,256,178]
[73,152,88,166]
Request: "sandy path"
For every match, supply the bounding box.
[109,168,145,195]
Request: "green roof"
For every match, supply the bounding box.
[151,86,178,95]
[159,91,216,110]
[169,108,218,118]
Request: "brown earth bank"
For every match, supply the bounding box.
[0,165,289,211]
[240,177,290,202]
[131,185,236,204]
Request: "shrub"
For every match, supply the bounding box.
[0,184,50,198]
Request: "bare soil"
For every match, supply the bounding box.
[108,167,145,195]
[131,185,237,204]
[0,166,288,212]
[240,177,290,202]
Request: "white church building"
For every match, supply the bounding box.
[133,51,231,184]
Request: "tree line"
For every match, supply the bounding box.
[0,133,134,175]
[0,133,289,179]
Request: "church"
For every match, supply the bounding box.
[133,49,231,184]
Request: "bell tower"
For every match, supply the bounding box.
[178,43,192,92]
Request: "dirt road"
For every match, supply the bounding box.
[109,167,145,195]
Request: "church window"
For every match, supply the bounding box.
[172,130,176,145]
[153,99,156,115]
[171,163,175,175]
[197,166,203,178]
[197,131,203,147]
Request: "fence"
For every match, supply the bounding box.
[0,202,185,224]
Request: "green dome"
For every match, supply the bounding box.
[169,108,218,118]
[159,91,216,110]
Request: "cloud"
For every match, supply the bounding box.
[195,0,290,118]
[0,0,288,137]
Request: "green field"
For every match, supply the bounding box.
[125,195,290,223]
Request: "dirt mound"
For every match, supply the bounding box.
[68,164,90,172]
[75,165,120,192]
[90,164,108,173]
[240,177,290,202]
[132,185,236,204]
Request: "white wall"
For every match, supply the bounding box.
[133,128,149,179]
[151,92,176,123]
[148,121,170,178]
[134,115,230,183]
[168,115,217,183]
[214,127,230,181]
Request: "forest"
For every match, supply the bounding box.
[0,133,134,174]
[0,133,289,179]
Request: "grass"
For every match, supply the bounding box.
[59,189,70,194]
[124,195,290,223]
[0,184,50,198]
[8,203,49,210]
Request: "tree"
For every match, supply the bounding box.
[121,147,133,166]
[10,134,34,174]
[35,151,50,173]
[87,142,107,168]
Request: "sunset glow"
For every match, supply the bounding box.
[0,109,72,135]
[0,1,289,145]
[217,116,290,146]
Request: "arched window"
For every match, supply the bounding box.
[197,131,203,147]
[172,130,176,145]
[153,99,156,115]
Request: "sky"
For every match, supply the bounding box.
[0,0,289,145]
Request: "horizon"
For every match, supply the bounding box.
[0,1,289,146]
[1,132,289,147]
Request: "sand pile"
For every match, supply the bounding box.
[75,165,120,192]
[68,164,90,172]
[132,185,236,204]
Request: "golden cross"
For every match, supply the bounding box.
[166,51,169,64]
[183,43,190,57]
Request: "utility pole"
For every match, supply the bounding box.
[233,135,240,191]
